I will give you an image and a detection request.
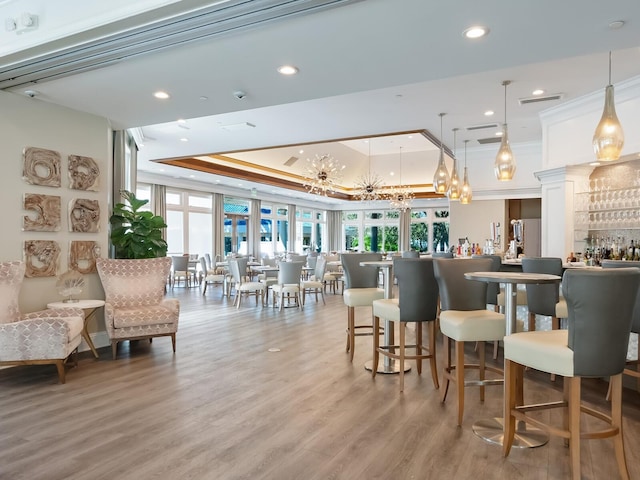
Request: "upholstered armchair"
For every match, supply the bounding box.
[0,261,84,383]
[96,257,179,359]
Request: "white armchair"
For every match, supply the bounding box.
[0,261,84,383]
[96,257,180,359]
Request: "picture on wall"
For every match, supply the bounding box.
[69,240,100,274]
[69,198,100,233]
[68,154,100,191]
[22,193,61,232]
[22,147,61,187]
[24,240,60,277]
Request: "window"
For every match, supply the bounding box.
[410,208,449,252]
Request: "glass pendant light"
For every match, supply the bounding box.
[593,51,624,161]
[447,127,461,200]
[494,80,516,181]
[433,112,450,194]
[460,140,473,205]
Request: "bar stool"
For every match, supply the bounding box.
[601,260,640,395]
[372,258,439,392]
[521,257,567,332]
[433,257,506,426]
[341,253,384,362]
[503,268,640,480]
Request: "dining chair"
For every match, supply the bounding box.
[372,258,439,392]
[228,258,265,308]
[199,257,225,296]
[472,254,505,359]
[601,260,640,395]
[301,255,327,306]
[271,261,304,310]
[503,268,640,480]
[341,253,384,362]
[171,255,192,288]
[433,257,505,426]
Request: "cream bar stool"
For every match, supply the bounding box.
[433,257,505,426]
[372,258,439,392]
[341,253,384,362]
[503,268,640,480]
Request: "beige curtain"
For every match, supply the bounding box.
[398,208,411,252]
[249,198,261,259]
[150,184,167,240]
[327,210,342,252]
[213,193,225,260]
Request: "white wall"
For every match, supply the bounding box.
[0,91,111,341]
[449,199,506,253]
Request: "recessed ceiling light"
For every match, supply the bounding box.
[589,162,601,166]
[189,175,195,178]
[463,26,489,39]
[153,91,170,99]
[199,96,208,101]
[277,65,299,75]
[216,180,221,183]
[180,138,188,142]
[495,131,503,137]
[484,110,494,116]
[159,169,165,172]
[532,89,545,96]
[608,20,625,29]
[407,135,413,139]
[299,149,304,154]
[177,118,186,124]
[390,172,395,176]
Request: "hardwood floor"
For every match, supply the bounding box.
[1,285,639,480]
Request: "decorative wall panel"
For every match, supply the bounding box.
[68,154,100,191]
[69,240,100,274]
[22,147,61,187]
[24,240,60,277]
[69,198,100,233]
[22,193,61,231]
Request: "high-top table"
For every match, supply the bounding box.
[464,271,561,448]
[47,299,105,359]
[359,260,409,375]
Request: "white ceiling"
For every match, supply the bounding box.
[3,0,640,205]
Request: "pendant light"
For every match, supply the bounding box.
[447,127,461,200]
[494,80,516,181]
[433,113,450,194]
[460,140,473,205]
[593,51,624,161]
[388,146,414,211]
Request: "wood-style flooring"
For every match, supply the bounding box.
[1,284,639,480]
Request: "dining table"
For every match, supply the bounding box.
[464,270,561,449]
[359,259,409,375]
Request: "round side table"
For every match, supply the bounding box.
[47,299,105,359]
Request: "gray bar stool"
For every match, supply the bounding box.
[433,257,506,426]
[372,258,439,392]
[503,268,640,480]
[341,253,384,362]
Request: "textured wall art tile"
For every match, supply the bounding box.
[69,241,100,274]
[68,154,100,191]
[24,240,60,277]
[22,193,61,232]
[22,147,61,187]
[69,198,100,233]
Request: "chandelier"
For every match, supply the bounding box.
[433,113,450,194]
[303,154,344,196]
[495,80,516,181]
[354,141,384,201]
[388,147,414,211]
[593,51,624,161]
[447,127,461,200]
[459,140,473,204]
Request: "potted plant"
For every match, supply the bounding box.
[109,190,168,259]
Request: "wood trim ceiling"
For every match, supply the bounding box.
[158,156,445,201]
